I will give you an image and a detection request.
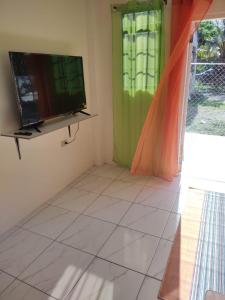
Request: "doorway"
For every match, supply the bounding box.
[183,18,225,183]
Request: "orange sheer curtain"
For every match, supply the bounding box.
[131,0,213,181]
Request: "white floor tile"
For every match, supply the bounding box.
[88,164,125,179]
[70,172,91,187]
[0,226,19,243]
[85,195,131,224]
[16,204,48,227]
[0,271,14,295]
[147,239,172,280]
[135,187,178,211]
[0,165,185,300]
[118,169,151,185]
[120,204,169,237]
[22,206,78,239]
[58,215,116,255]
[19,242,94,299]
[74,174,112,194]
[65,258,144,300]
[0,280,55,300]
[146,176,181,192]
[103,180,143,202]
[162,213,180,241]
[98,227,159,274]
[137,277,161,300]
[0,229,51,277]
[52,187,99,213]
[49,173,90,205]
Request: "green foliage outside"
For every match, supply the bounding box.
[197,19,225,62]
[186,19,225,136]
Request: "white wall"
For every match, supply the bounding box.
[0,0,99,235]
[207,0,225,19]
[86,0,114,164]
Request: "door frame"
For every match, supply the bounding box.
[178,16,225,172]
[178,41,193,171]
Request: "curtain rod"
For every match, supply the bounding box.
[114,0,167,5]
[112,0,167,12]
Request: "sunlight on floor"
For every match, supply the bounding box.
[183,132,225,183]
[67,268,114,300]
[52,265,83,299]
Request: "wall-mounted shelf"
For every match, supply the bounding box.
[1,112,97,159]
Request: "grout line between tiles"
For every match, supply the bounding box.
[135,237,161,299]
[135,194,180,298]
[9,209,175,245]
[21,255,95,300]
[0,165,182,299]
[46,169,93,205]
[145,273,162,282]
[18,200,179,242]
[0,209,86,299]
[16,171,92,227]
[0,170,118,299]
[161,211,181,241]
[14,212,94,299]
[0,273,17,298]
[0,267,59,300]
[15,204,50,229]
[94,255,153,277]
[19,224,174,258]
[64,172,149,298]
[85,215,174,242]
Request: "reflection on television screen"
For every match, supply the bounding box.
[9,52,86,128]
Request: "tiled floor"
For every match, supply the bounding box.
[0,164,182,300]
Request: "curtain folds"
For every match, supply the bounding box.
[112,1,164,167]
[131,0,213,181]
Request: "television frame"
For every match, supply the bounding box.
[9,51,87,129]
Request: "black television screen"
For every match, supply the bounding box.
[9,51,86,128]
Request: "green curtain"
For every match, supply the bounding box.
[112,0,164,167]
[52,56,84,96]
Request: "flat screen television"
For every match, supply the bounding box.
[9,51,87,128]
